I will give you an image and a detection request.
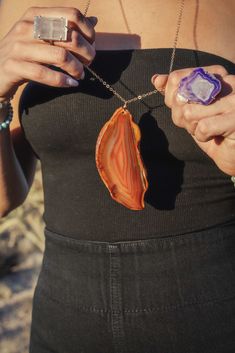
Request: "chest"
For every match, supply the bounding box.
[91,0,235,62]
[20,48,235,163]
[2,0,235,62]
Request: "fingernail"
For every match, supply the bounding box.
[151,74,159,85]
[66,77,79,87]
[80,71,85,80]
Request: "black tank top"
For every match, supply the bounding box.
[19,48,235,241]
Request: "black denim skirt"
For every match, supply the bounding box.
[29,222,235,353]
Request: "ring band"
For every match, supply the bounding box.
[176,93,189,103]
[33,16,69,42]
[177,67,222,105]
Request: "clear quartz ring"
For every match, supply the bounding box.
[33,16,69,42]
[177,67,222,105]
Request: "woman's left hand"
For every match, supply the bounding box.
[152,65,235,176]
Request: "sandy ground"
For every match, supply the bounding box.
[0,234,43,353]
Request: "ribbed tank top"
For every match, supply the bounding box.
[19,48,235,241]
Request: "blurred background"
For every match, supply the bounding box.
[0,161,44,353]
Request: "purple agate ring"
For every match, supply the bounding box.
[177,67,222,105]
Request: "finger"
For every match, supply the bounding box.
[171,102,203,137]
[11,20,96,66]
[170,87,235,135]
[22,7,96,43]
[4,58,79,88]
[152,66,228,89]
[194,113,235,142]
[151,74,168,95]
[170,90,190,128]
[154,65,228,108]
[168,65,228,108]
[181,93,235,122]
[52,30,96,65]
[12,41,84,79]
[152,68,195,107]
[220,74,235,96]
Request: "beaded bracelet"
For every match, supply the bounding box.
[0,101,13,131]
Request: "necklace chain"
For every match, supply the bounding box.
[83,0,91,16]
[168,0,185,74]
[83,0,185,108]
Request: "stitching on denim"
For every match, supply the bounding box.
[109,247,126,352]
[44,234,227,256]
[45,228,109,251]
[44,225,234,251]
[119,234,227,248]
[123,293,235,313]
[35,284,235,315]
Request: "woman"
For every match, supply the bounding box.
[1,0,235,352]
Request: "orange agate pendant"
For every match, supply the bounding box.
[95,107,148,210]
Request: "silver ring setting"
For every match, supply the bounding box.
[33,16,69,42]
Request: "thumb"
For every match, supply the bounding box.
[151,74,168,95]
[87,16,98,27]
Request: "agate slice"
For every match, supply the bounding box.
[95,107,148,210]
[178,67,222,105]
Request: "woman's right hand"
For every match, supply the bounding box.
[0,6,97,102]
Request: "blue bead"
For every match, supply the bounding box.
[0,102,13,132]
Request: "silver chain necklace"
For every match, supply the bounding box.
[83,0,185,108]
[82,0,186,210]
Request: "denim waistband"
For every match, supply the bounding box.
[44,220,235,254]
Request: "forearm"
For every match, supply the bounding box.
[0,108,28,217]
